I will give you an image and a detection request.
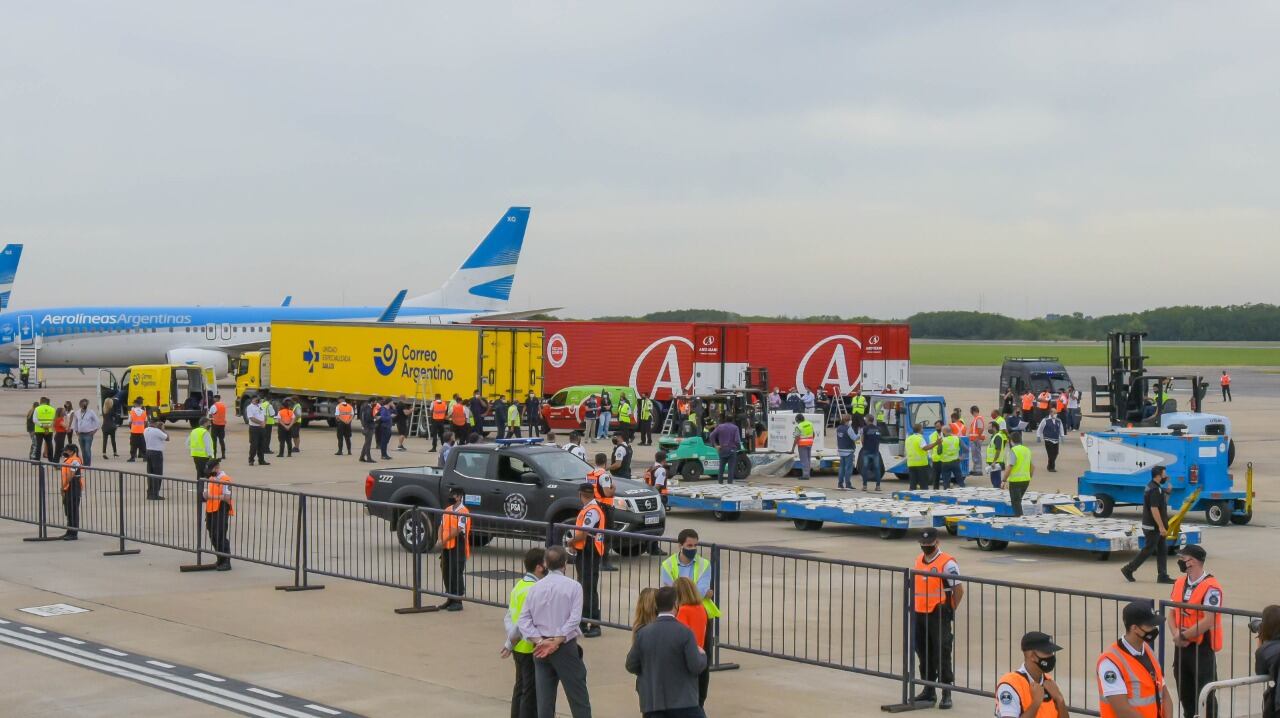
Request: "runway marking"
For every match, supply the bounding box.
[0,619,366,718]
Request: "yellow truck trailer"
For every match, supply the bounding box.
[233,321,543,424]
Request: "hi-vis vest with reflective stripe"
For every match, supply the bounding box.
[572,502,605,556]
[450,402,467,424]
[660,554,722,619]
[1097,642,1163,718]
[210,402,228,426]
[1037,392,1050,409]
[431,400,447,421]
[996,670,1059,718]
[913,551,956,613]
[205,472,236,515]
[796,420,815,447]
[586,468,613,506]
[905,433,929,467]
[507,404,521,427]
[1021,393,1035,411]
[263,402,276,425]
[1008,444,1032,482]
[441,504,471,558]
[1171,575,1224,651]
[968,415,986,439]
[640,399,653,420]
[508,577,538,654]
[985,431,1009,464]
[618,402,633,424]
[129,406,147,434]
[188,426,210,458]
[850,395,867,415]
[940,434,962,462]
[61,457,83,492]
[335,402,354,424]
[34,404,56,433]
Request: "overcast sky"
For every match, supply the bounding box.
[2,3,1277,319]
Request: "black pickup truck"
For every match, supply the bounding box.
[364,442,666,552]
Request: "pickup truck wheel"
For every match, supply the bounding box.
[395,510,435,552]
[734,455,752,481]
[680,461,703,481]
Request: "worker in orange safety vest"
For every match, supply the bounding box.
[911,528,964,709]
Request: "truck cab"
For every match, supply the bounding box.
[99,364,216,426]
[365,440,666,552]
[863,392,970,479]
[231,350,268,415]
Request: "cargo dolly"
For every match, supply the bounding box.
[955,513,1203,560]
[891,487,1097,517]
[666,483,826,522]
[776,497,995,539]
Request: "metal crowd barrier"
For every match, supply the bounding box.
[0,456,1268,716]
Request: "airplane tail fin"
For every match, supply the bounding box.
[0,244,23,310]
[403,207,530,311]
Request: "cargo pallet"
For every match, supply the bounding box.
[666,484,826,521]
[776,498,994,539]
[955,514,1203,560]
[891,487,1097,517]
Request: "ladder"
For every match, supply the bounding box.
[826,391,849,427]
[17,340,38,388]
[409,376,435,438]
[659,398,681,437]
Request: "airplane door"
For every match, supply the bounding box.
[205,323,217,341]
[220,323,232,340]
[18,315,34,343]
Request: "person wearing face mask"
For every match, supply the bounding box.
[660,527,723,669]
[1096,601,1173,718]
[911,528,963,709]
[1170,544,1223,718]
[434,486,471,612]
[1121,466,1174,585]
[995,631,1067,718]
[502,547,547,718]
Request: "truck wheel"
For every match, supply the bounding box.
[878,528,906,540]
[792,519,822,531]
[1205,501,1231,526]
[1230,505,1253,525]
[2,376,14,388]
[1227,439,1236,467]
[976,538,1008,551]
[680,461,703,482]
[734,455,752,481]
[1092,495,1115,518]
[712,510,741,522]
[395,509,435,552]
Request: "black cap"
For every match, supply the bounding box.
[1177,544,1207,562]
[918,528,940,545]
[1122,601,1165,629]
[1021,631,1062,653]
[578,482,595,495]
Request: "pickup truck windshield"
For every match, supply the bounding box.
[527,450,593,482]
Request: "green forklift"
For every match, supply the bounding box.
[657,389,767,481]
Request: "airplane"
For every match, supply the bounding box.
[0,207,534,377]
[0,244,24,311]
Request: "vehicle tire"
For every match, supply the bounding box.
[713,510,741,522]
[792,519,822,531]
[976,538,1008,551]
[734,455,752,481]
[1093,551,1111,561]
[680,461,703,482]
[1092,494,1115,518]
[945,523,958,537]
[395,509,435,552]
[1230,506,1253,525]
[878,528,906,540]
[1227,439,1236,467]
[1205,500,1231,526]
[2,376,14,388]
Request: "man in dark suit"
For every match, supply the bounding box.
[625,586,707,718]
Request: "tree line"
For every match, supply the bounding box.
[540,305,1280,341]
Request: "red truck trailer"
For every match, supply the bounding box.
[479,320,910,400]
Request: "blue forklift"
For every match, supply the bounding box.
[1078,427,1253,526]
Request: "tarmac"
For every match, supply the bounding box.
[1,368,1275,717]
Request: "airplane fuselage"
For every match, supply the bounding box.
[0,305,480,369]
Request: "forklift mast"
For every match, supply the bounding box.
[1091,331,1208,424]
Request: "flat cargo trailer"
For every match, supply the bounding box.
[776,497,995,538]
[666,483,826,521]
[891,487,1097,517]
[955,513,1203,559]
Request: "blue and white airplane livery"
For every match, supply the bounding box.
[0,244,24,311]
[0,208,531,377]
